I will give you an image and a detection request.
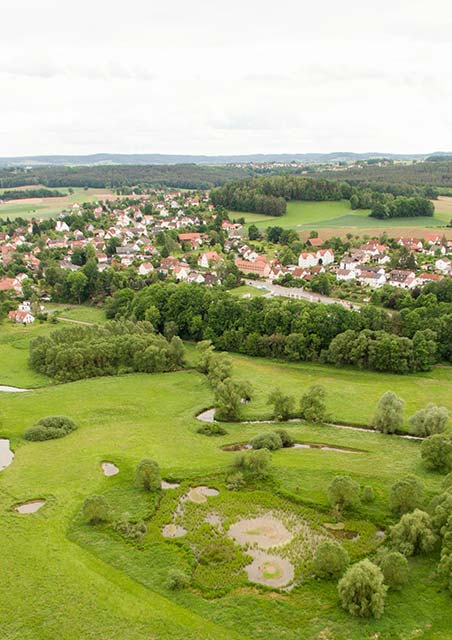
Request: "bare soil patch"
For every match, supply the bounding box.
[228,514,293,549]
[162,524,187,538]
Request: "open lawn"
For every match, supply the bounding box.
[235,200,452,239]
[0,187,114,220]
[227,285,268,299]
[0,334,451,639]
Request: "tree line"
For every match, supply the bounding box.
[106,282,450,373]
[29,320,186,382]
[0,188,65,201]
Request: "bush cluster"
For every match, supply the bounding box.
[24,415,78,441]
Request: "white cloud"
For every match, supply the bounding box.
[0,0,450,155]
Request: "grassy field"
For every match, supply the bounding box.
[0,320,450,640]
[228,284,269,299]
[235,200,452,239]
[0,187,114,220]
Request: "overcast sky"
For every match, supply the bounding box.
[1,0,451,156]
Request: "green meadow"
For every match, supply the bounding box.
[235,200,451,235]
[0,314,451,639]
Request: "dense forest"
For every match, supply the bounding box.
[0,165,258,191]
[105,282,451,374]
[0,188,65,201]
[319,160,452,188]
[29,321,186,382]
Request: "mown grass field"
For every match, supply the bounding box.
[0,319,451,640]
[235,200,452,239]
[0,187,114,220]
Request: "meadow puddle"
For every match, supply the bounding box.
[14,500,46,514]
[0,439,14,471]
[0,385,28,393]
[196,408,216,422]
[186,486,219,504]
[162,524,187,538]
[161,480,180,490]
[101,462,119,476]
[245,550,294,588]
[228,515,293,548]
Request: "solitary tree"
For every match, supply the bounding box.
[313,540,349,579]
[214,378,244,421]
[421,434,452,472]
[390,476,424,515]
[83,494,110,524]
[267,388,295,421]
[135,459,161,491]
[327,475,360,511]
[390,509,436,556]
[409,404,449,437]
[372,391,404,434]
[299,385,327,422]
[338,559,387,618]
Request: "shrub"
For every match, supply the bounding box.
[430,490,452,537]
[135,459,161,491]
[166,568,190,590]
[409,403,448,437]
[199,541,235,565]
[361,486,375,503]
[24,415,77,441]
[327,475,360,511]
[338,559,387,618]
[374,549,409,590]
[197,423,228,436]
[274,428,295,448]
[83,494,110,525]
[313,540,349,579]
[421,434,452,472]
[299,385,327,422]
[390,476,424,515]
[250,431,283,451]
[233,449,272,479]
[390,509,436,556]
[115,515,147,541]
[372,391,404,434]
[226,471,245,491]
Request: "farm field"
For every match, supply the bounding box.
[235,200,452,239]
[0,186,114,220]
[0,322,451,640]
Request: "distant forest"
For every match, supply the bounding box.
[319,161,452,188]
[0,164,258,190]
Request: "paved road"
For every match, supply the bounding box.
[245,280,360,310]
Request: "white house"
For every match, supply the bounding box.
[435,258,451,274]
[8,309,35,324]
[298,252,318,269]
[316,249,334,265]
[336,269,356,282]
[138,262,154,276]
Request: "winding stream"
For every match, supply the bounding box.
[196,408,423,441]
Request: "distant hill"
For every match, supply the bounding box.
[0,151,450,167]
